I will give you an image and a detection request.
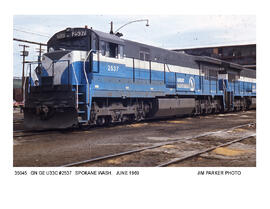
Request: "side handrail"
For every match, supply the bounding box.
[71,62,79,109]
[165,63,174,87]
[83,50,94,86]
[165,63,172,72]
[223,79,226,92]
[83,50,95,105]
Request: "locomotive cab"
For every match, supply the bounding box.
[24,27,96,130]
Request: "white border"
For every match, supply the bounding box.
[2,3,269,209]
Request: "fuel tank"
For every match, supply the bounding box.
[151,98,195,118]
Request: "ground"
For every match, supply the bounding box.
[13,109,256,167]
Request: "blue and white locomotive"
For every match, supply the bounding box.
[24,27,256,130]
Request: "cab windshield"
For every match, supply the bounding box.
[48,36,89,51]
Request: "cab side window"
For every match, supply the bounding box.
[140,52,144,60]
[101,41,106,56]
[145,53,150,61]
[92,35,97,51]
[139,51,150,61]
[108,42,118,58]
[100,40,123,59]
[119,45,124,59]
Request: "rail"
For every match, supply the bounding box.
[60,122,255,167]
[157,134,256,167]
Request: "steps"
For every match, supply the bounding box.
[75,85,90,124]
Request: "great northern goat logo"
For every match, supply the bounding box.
[189,77,195,91]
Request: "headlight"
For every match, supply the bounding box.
[49,47,54,52]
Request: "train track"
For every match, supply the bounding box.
[60,122,256,167]
[13,118,24,123]
[13,111,255,138]
[13,123,124,138]
[13,119,145,138]
[156,134,255,167]
[13,129,65,138]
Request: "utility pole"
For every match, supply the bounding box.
[36,44,45,64]
[14,38,47,70]
[19,44,29,96]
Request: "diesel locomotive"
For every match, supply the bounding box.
[23,27,256,130]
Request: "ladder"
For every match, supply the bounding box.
[76,85,89,123]
[72,51,93,124]
[71,64,89,124]
[222,79,234,110]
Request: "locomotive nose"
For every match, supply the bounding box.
[41,50,73,85]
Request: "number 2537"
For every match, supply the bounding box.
[108,65,119,72]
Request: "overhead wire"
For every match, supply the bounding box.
[13,28,50,38]
[13,25,51,35]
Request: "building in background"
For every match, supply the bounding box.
[13,77,22,102]
[173,44,256,70]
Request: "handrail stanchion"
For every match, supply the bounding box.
[29,64,31,93]
[52,61,55,86]
[68,60,70,86]
[71,62,79,109]
[83,50,93,105]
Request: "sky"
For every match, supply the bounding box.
[13,15,256,77]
